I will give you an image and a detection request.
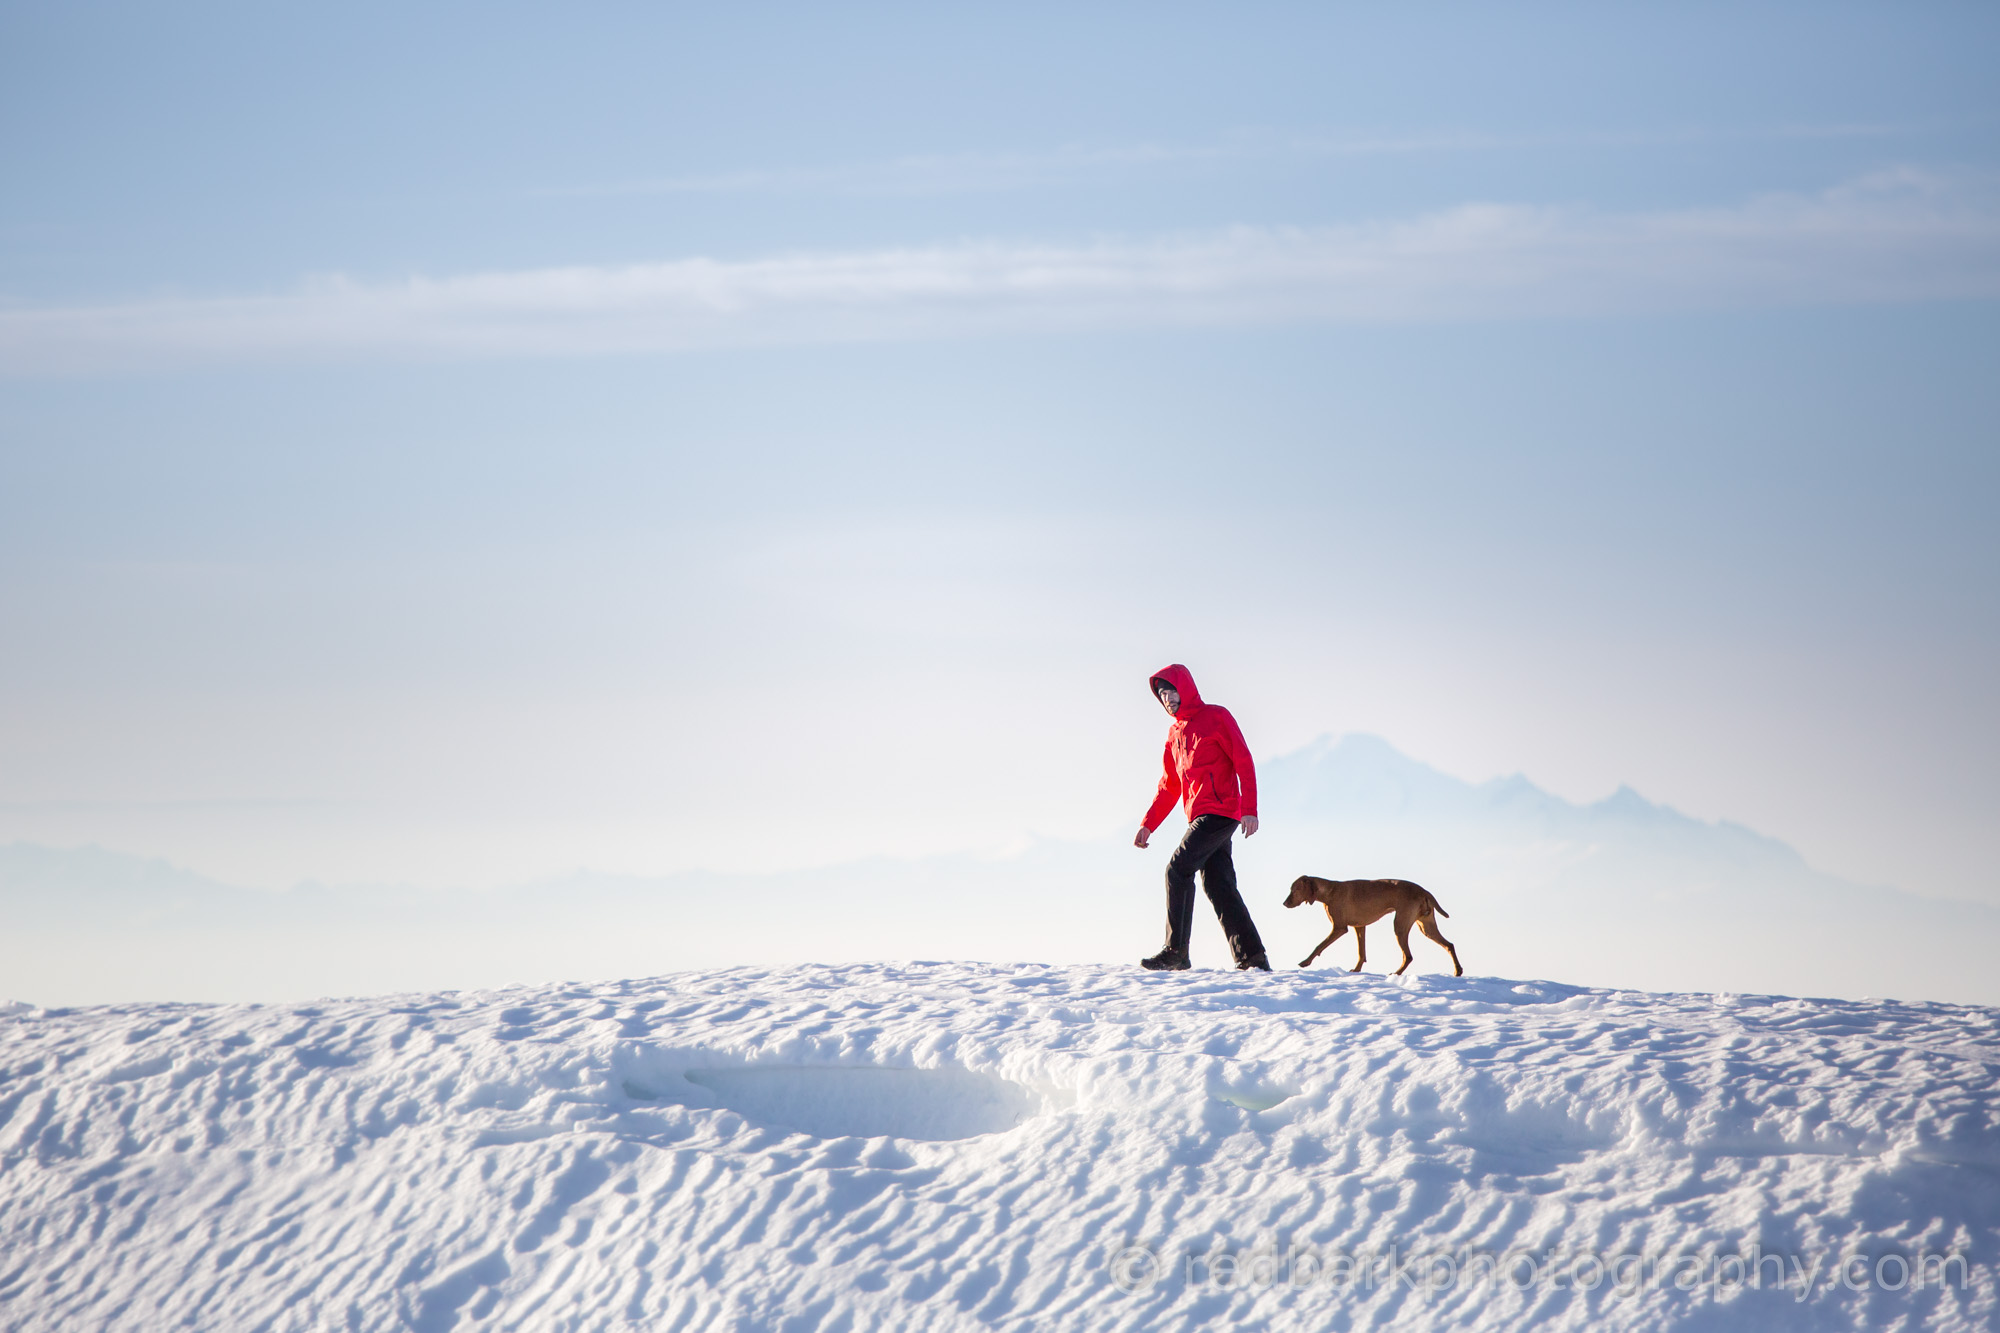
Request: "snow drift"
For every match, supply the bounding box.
[2,962,1994,1330]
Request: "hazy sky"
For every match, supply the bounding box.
[2,3,1996,906]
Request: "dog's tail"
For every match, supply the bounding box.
[1422,889,1449,919]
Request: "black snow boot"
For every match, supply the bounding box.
[1140,948,1191,971]
[1236,954,1272,972]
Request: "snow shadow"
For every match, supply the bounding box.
[679,1066,1037,1142]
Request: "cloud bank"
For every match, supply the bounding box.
[4,173,1997,374]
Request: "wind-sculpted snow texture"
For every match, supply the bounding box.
[1,963,1995,1331]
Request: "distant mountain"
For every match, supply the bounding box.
[1254,735,2000,1005]
[0,837,1154,1006]
[4,735,1995,1007]
[1263,733,1800,862]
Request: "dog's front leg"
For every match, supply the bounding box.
[1350,925,1367,972]
[1300,922,1347,968]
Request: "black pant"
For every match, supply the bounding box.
[1163,815,1266,963]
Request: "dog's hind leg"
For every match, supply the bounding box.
[1418,914,1463,976]
[1350,924,1367,972]
[1301,922,1347,969]
[1392,912,1417,975]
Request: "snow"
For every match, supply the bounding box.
[3,962,1995,1331]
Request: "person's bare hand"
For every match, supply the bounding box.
[1241,816,1259,838]
[1134,826,1151,849]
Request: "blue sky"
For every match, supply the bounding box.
[1,2,1996,907]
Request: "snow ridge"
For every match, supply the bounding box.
[2,962,1995,1331]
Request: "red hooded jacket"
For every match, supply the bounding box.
[1141,664,1257,832]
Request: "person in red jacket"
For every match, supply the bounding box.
[1133,664,1271,972]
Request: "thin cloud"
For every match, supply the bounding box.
[546,124,1914,200]
[4,172,1996,375]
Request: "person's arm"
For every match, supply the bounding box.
[1136,743,1180,848]
[1219,708,1259,836]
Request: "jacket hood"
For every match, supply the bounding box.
[1148,664,1203,719]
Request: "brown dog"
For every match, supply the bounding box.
[1282,876,1463,975]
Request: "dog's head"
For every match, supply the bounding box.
[1283,876,1314,909]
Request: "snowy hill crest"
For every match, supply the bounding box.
[1,962,1993,1331]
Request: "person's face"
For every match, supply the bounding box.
[1157,686,1181,716]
